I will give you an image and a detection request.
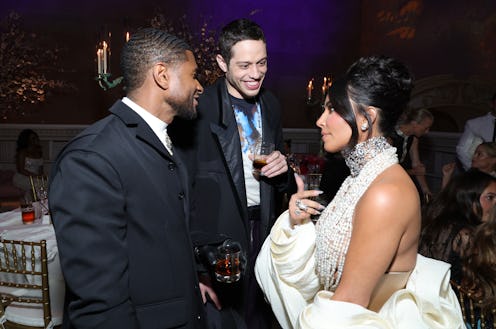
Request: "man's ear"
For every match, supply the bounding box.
[216,54,228,73]
[152,62,169,90]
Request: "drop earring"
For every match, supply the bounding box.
[360,122,369,131]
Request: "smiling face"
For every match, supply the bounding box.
[316,96,353,153]
[167,50,204,120]
[217,39,267,99]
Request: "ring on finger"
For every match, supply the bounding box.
[294,209,301,216]
[295,199,308,211]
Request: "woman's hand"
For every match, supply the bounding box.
[288,173,326,227]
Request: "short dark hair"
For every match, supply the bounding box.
[218,18,265,65]
[120,28,192,92]
[328,55,414,150]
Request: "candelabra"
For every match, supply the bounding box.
[96,73,123,91]
[305,76,332,123]
[305,76,332,108]
[95,33,125,91]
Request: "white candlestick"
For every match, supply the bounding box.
[103,41,108,74]
[97,49,103,75]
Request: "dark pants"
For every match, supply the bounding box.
[245,211,276,329]
[204,207,276,329]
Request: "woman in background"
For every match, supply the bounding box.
[455,205,496,328]
[442,141,496,188]
[12,129,44,197]
[420,169,496,283]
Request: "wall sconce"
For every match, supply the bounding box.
[95,33,124,90]
[306,75,332,107]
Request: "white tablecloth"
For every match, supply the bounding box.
[0,208,65,320]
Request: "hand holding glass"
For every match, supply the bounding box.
[214,241,241,283]
[252,141,275,175]
[304,173,329,222]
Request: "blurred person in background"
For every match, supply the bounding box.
[419,169,496,283]
[388,107,434,203]
[442,141,496,188]
[13,129,44,198]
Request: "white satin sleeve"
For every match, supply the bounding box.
[297,254,465,329]
[255,210,321,329]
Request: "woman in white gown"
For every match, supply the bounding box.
[255,56,464,329]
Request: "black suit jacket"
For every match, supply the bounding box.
[49,101,206,329]
[174,79,295,256]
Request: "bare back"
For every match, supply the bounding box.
[332,163,421,308]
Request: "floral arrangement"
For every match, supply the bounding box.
[150,13,223,86]
[0,12,75,119]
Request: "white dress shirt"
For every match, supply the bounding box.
[456,112,496,170]
[122,97,173,155]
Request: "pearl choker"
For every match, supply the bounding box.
[342,136,392,177]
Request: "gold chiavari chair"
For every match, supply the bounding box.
[451,281,495,329]
[0,239,61,329]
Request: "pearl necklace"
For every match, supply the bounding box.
[315,137,398,291]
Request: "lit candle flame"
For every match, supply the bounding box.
[307,79,314,99]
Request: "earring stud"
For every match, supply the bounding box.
[360,122,368,131]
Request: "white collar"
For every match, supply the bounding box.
[122,97,168,136]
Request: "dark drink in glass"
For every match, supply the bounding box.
[253,158,267,170]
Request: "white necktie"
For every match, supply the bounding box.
[164,129,173,155]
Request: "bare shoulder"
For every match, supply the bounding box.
[356,164,420,226]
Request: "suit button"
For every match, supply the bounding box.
[178,192,185,200]
[197,315,201,320]
[168,162,176,171]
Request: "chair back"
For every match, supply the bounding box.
[0,239,52,328]
[451,281,495,329]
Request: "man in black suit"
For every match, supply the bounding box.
[49,28,214,328]
[173,18,295,329]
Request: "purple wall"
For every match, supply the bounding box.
[1,0,495,127]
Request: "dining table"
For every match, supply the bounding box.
[0,207,65,320]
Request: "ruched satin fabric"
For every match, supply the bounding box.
[255,211,465,329]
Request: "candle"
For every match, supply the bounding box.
[97,49,103,75]
[307,80,313,99]
[103,41,108,74]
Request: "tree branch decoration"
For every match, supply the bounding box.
[150,13,223,86]
[377,0,423,40]
[0,12,76,120]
